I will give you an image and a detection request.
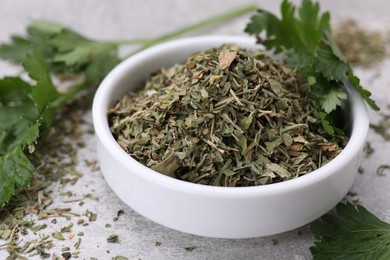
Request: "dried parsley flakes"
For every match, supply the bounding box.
[109,45,347,187]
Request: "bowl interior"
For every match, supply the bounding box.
[93,35,368,195]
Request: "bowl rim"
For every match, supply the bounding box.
[92,35,369,198]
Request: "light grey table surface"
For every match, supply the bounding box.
[0,1,389,259]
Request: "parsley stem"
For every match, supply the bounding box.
[110,39,149,46]
[52,82,90,110]
[49,5,256,111]
[123,4,257,58]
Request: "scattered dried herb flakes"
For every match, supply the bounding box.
[85,159,100,171]
[0,94,99,258]
[370,115,390,141]
[109,45,346,187]
[334,20,387,67]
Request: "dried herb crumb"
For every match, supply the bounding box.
[61,222,74,233]
[272,239,279,246]
[74,237,81,250]
[85,193,99,201]
[62,246,71,252]
[185,246,196,252]
[62,252,72,260]
[377,165,390,176]
[155,241,161,247]
[86,210,97,222]
[107,234,120,243]
[52,231,65,240]
[117,209,124,217]
[112,256,129,260]
[364,141,375,157]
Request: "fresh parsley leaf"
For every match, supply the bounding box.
[24,47,61,113]
[245,0,330,53]
[319,111,334,136]
[348,72,380,111]
[0,36,32,63]
[0,49,72,207]
[320,87,348,114]
[0,20,120,87]
[0,78,39,206]
[0,6,258,88]
[310,202,390,260]
[245,0,379,135]
[315,42,350,82]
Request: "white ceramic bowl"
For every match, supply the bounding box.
[92,35,368,238]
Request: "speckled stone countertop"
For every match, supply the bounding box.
[0,1,389,259]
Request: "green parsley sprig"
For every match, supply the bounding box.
[0,5,256,87]
[0,48,64,206]
[0,5,256,207]
[310,202,390,259]
[245,0,379,135]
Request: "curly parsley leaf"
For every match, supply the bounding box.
[245,0,379,134]
[310,202,390,260]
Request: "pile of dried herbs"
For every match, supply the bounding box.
[334,20,387,67]
[109,45,347,186]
